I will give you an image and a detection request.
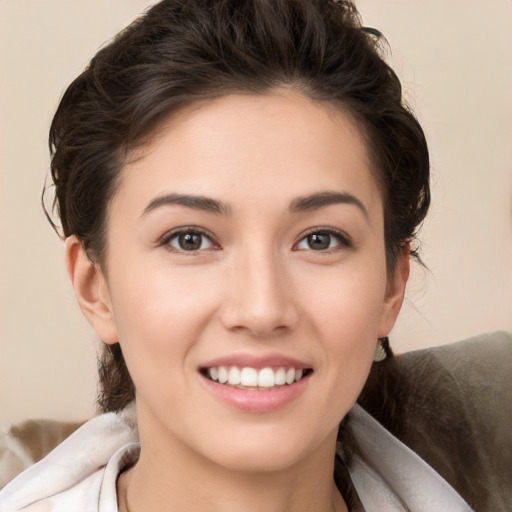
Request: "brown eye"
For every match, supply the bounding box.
[305,233,332,250]
[167,230,214,251]
[295,229,351,251]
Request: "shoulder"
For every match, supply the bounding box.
[358,331,512,512]
[0,410,138,511]
[345,404,474,512]
[5,471,106,512]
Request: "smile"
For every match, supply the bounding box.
[202,366,313,391]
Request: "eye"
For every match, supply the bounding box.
[295,229,351,251]
[163,228,216,252]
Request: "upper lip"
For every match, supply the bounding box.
[199,353,312,370]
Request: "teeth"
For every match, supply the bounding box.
[240,367,258,387]
[228,367,241,385]
[274,367,286,385]
[258,367,275,388]
[218,366,228,384]
[206,365,308,389]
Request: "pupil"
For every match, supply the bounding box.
[308,233,330,250]
[179,233,202,250]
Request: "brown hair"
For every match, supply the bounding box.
[47,0,429,416]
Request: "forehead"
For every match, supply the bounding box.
[115,91,382,219]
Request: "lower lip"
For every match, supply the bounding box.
[200,374,311,413]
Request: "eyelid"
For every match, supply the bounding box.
[159,226,220,252]
[294,227,353,251]
[157,225,352,253]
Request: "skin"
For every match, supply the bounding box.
[66,91,409,512]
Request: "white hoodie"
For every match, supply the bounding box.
[0,405,473,512]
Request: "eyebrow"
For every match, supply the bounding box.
[142,190,368,218]
[142,193,232,216]
[289,191,369,219]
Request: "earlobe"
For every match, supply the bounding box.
[377,244,410,338]
[65,236,118,345]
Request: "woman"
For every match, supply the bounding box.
[0,0,473,510]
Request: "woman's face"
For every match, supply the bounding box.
[73,91,408,472]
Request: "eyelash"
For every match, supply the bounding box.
[159,227,219,254]
[159,227,353,254]
[294,227,353,252]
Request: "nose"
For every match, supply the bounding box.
[219,246,299,338]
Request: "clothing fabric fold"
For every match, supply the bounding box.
[0,403,473,512]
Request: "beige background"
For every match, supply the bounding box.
[1,0,511,430]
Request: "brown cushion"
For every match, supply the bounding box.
[0,419,83,488]
[358,331,512,512]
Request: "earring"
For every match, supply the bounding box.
[374,336,392,362]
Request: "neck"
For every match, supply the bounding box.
[118,410,347,512]
[120,460,346,512]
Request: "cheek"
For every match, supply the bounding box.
[304,262,387,343]
[299,262,387,406]
[107,262,221,371]
[314,287,381,378]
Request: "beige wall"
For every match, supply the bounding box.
[1,0,511,429]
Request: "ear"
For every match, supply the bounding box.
[65,236,118,345]
[377,244,410,338]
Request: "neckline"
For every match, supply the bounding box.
[98,441,140,512]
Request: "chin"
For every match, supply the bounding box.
[213,447,307,474]
[198,425,333,474]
